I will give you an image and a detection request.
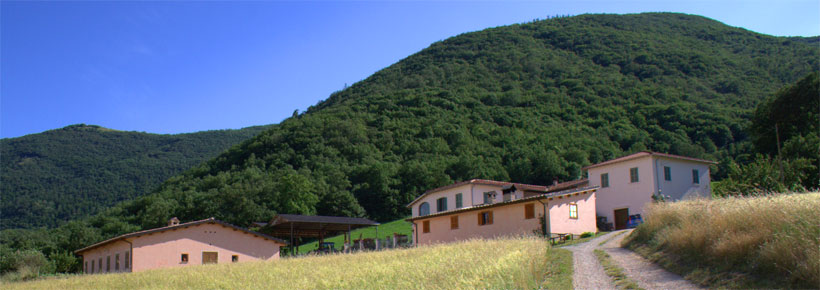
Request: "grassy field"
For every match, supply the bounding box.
[623,192,820,289]
[297,219,412,253]
[4,236,571,290]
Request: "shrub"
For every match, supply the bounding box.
[580,232,594,238]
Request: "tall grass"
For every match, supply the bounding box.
[3,236,565,290]
[624,193,820,288]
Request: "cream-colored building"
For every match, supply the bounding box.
[583,151,716,230]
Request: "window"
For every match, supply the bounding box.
[524,204,535,219]
[692,169,700,184]
[478,211,493,226]
[664,166,671,181]
[85,261,88,274]
[601,173,609,188]
[455,193,463,208]
[630,167,639,183]
[436,197,448,212]
[569,203,578,219]
[125,252,130,269]
[422,220,430,233]
[450,216,459,229]
[419,202,430,216]
[232,255,239,263]
[115,253,120,271]
[91,260,95,273]
[181,253,189,263]
[106,256,110,272]
[483,191,495,204]
[98,258,102,273]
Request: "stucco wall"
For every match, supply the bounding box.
[410,183,529,218]
[588,155,713,228]
[413,191,596,245]
[654,157,712,200]
[129,223,283,272]
[80,240,131,274]
[547,192,597,235]
[587,155,655,227]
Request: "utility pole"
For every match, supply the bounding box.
[775,123,785,183]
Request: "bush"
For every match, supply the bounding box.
[580,232,594,238]
[0,249,55,282]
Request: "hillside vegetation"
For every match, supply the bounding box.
[623,193,820,289]
[94,13,817,231]
[3,237,571,290]
[0,124,271,229]
[2,13,819,277]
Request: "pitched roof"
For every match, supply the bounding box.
[254,214,379,238]
[581,151,717,170]
[266,214,379,226]
[74,218,287,254]
[406,186,598,221]
[406,178,588,207]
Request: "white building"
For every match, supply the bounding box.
[583,151,716,230]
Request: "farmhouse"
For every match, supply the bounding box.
[406,151,715,245]
[74,217,286,274]
[407,179,597,245]
[584,151,716,230]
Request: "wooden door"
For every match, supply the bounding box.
[202,252,218,264]
[614,209,629,230]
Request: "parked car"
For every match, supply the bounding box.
[626,214,643,228]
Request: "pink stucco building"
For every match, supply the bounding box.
[75,217,287,274]
[406,179,597,245]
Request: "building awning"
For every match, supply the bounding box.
[255,214,379,238]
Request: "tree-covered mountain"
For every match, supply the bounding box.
[3,13,819,276]
[73,13,818,234]
[0,124,271,229]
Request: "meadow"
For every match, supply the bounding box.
[623,192,820,289]
[3,236,571,290]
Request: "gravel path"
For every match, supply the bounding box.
[565,231,620,290]
[601,229,702,290]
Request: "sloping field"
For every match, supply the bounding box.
[4,237,570,290]
[624,192,820,289]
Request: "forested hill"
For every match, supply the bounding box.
[0,124,271,229]
[80,13,818,237]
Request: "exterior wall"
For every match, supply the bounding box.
[411,184,475,217]
[130,223,282,272]
[587,156,655,227]
[654,157,712,200]
[547,192,597,235]
[413,192,596,245]
[81,240,131,274]
[411,183,527,218]
[588,155,713,228]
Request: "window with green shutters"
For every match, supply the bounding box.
[601,173,609,188]
[692,169,700,184]
[455,193,463,208]
[630,167,639,183]
[664,166,671,181]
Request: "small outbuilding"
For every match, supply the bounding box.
[75,217,287,274]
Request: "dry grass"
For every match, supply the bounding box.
[623,192,820,289]
[3,236,568,290]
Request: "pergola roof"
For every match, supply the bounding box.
[255,214,379,238]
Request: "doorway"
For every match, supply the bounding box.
[614,208,629,230]
[202,252,218,264]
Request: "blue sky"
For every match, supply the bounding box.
[2,1,818,138]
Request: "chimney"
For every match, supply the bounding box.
[168,217,180,226]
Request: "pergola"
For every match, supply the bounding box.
[254,214,379,255]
